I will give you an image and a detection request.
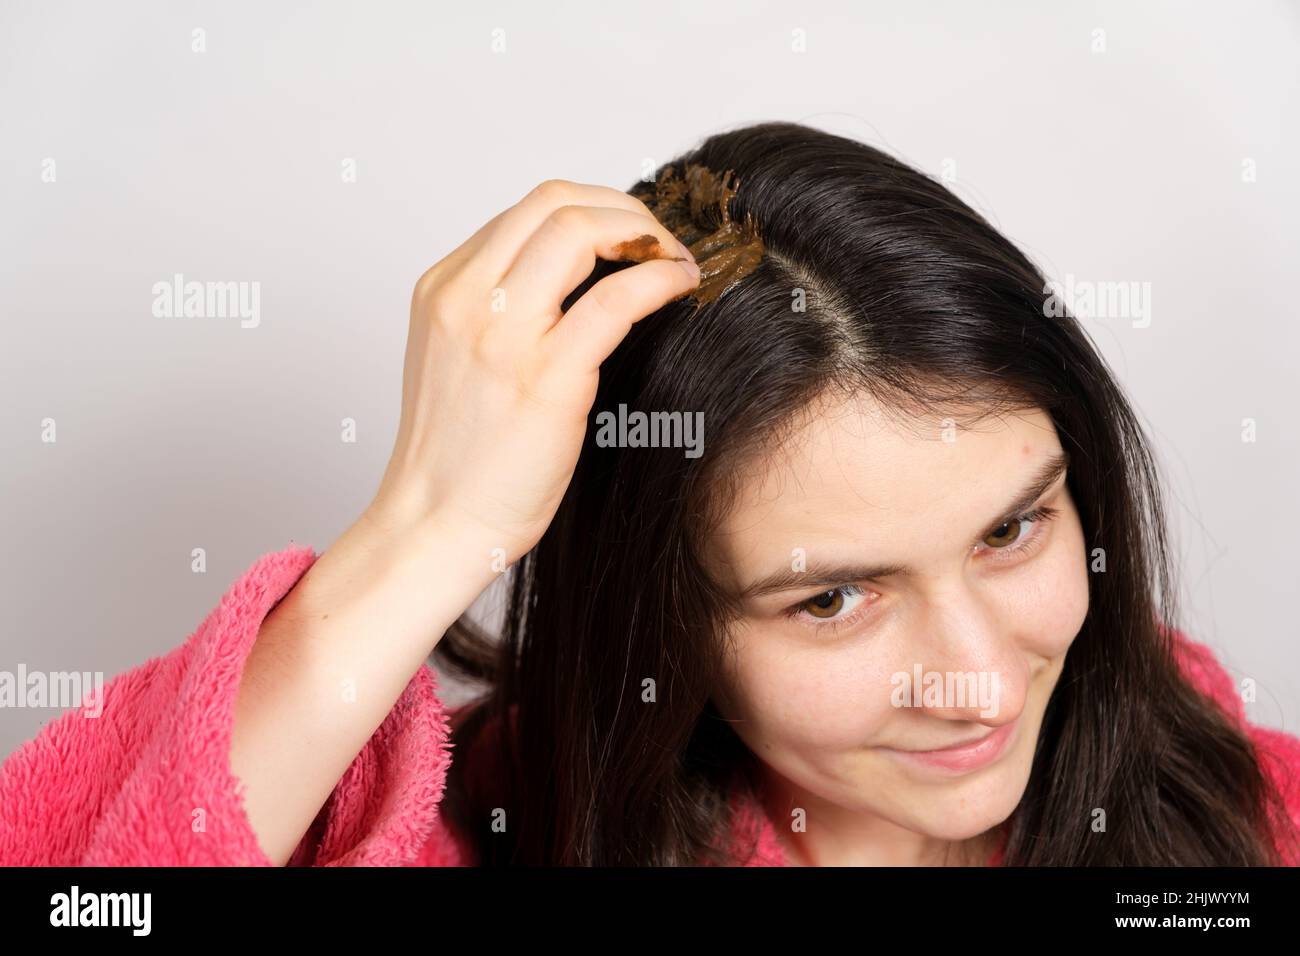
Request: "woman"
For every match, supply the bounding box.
[2,121,1297,867]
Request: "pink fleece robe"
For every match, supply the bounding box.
[1,544,1297,866]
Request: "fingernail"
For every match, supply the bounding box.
[677,257,700,280]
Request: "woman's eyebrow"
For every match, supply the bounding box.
[737,449,1071,600]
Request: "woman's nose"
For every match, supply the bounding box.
[890,590,1028,725]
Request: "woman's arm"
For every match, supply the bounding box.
[0,178,697,868]
[229,179,699,864]
[230,508,496,865]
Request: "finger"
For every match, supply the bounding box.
[443,179,668,284]
[497,205,694,336]
[539,257,699,375]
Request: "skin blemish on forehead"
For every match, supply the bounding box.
[638,162,765,315]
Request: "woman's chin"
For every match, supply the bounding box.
[888,769,1030,843]
[918,802,1015,844]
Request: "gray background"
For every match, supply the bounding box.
[2,0,1297,759]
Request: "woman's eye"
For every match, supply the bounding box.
[983,518,1028,549]
[795,585,867,622]
[978,505,1061,559]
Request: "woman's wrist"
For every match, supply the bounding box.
[337,501,504,644]
[259,502,501,669]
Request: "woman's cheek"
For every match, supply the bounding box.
[724,627,897,752]
[1003,509,1091,661]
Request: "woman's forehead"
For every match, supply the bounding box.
[706,393,1062,577]
[733,393,1054,502]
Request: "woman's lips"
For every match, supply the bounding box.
[881,716,1020,774]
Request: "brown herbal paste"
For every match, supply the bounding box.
[630,162,765,316]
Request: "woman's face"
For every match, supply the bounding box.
[706,390,1090,864]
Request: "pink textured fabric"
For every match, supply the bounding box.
[1,544,1297,867]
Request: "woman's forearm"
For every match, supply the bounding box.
[229,507,497,865]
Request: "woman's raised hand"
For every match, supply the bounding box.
[368,179,700,563]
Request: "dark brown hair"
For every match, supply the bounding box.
[432,120,1298,866]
